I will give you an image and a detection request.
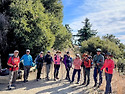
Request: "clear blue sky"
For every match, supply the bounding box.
[62,0,125,44]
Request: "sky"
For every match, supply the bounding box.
[62,0,125,44]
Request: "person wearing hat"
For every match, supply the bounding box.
[45,51,53,80]
[70,54,82,84]
[7,50,20,90]
[63,51,72,81]
[93,48,104,87]
[101,52,114,94]
[81,53,91,86]
[35,51,44,81]
[53,51,62,81]
[20,49,33,83]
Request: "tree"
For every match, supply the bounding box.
[102,34,120,45]
[53,24,72,50]
[76,18,97,45]
[80,37,121,58]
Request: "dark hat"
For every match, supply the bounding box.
[48,51,50,53]
[105,52,113,57]
[67,51,69,54]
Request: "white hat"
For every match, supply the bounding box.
[40,51,43,54]
[26,49,30,52]
[14,50,19,53]
[97,48,101,52]
[76,54,81,58]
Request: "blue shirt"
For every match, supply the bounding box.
[20,54,33,66]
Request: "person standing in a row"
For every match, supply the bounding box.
[45,51,53,80]
[54,51,62,81]
[82,53,91,86]
[20,49,33,83]
[7,50,20,90]
[93,48,104,87]
[63,51,72,81]
[70,54,82,84]
[101,52,114,94]
[36,51,44,81]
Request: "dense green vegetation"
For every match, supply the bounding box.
[0,0,72,68]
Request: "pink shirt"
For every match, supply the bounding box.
[101,59,114,74]
[54,55,61,65]
[73,58,82,69]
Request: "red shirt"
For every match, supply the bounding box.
[73,58,82,69]
[8,56,20,71]
[83,58,91,68]
[101,59,114,74]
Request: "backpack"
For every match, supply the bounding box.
[0,68,9,76]
[88,56,93,67]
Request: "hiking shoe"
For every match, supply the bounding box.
[8,86,12,90]
[54,78,56,81]
[93,83,97,87]
[82,82,86,85]
[24,80,28,83]
[76,82,79,84]
[56,77,59,79]
[11,84,16,87]
[70,81,73,84]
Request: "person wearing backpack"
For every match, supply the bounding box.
[101,52,114,94]
[54,51,61,81]
[20,49,33,83]
[36,51,44,81]
[93,48,104,87]
[70,54,82,84]
[81,53,91,86]
[7,50,20,90]
[45,51,53,80]
[63,51,72,81]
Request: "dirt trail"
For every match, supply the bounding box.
[0,62,124,94]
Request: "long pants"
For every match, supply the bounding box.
[105,73,112,94]
[84,68,90,84]
[8,71,17,86]
[66,67,70,80]
[54,64,60,78]
[46,64,51,78]
[37,65,43,79]
[72,69,81,83]
[24,66,31,81]
[93,67,102,85]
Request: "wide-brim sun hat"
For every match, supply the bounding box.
[82,53,88,57]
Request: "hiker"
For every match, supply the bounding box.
[93,48,104,87]
[54,51,62,81]
[101,52,114,94]
[20,49,33,83]
[7,50,20,90]
[63,51,72,81]
[70,54,82,84]
[81,53,91,86]
[45,51,53,80]
[36,51,44,81]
